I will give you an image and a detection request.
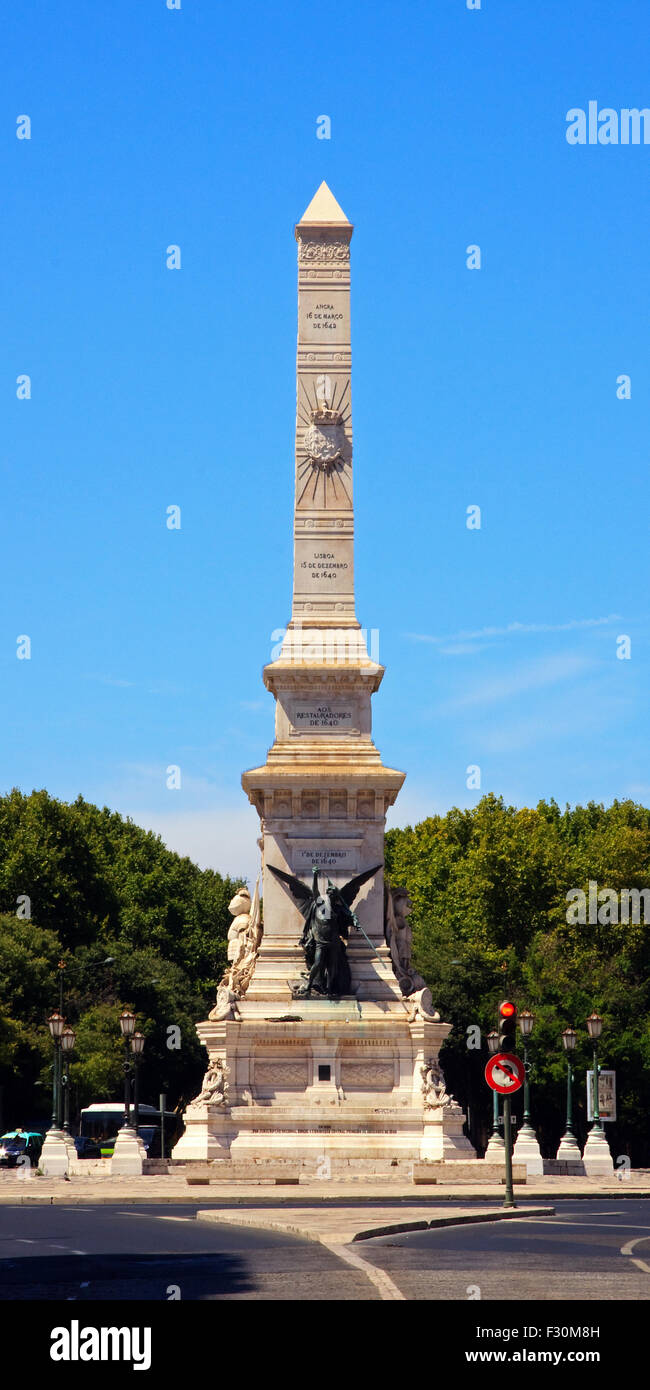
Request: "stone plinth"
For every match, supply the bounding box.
[582,1125,614,1175]
[174,1000,476,1171]
[555,1132,582,1163]
[512,1125,544,1177]
[485,1131,506,1159]
[111,1127,146,1175]
[39,1129,70,1176]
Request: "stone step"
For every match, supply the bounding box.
[413,1162,527,1185]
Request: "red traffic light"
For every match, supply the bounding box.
[499,1000,516,1018]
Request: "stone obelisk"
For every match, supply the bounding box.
[242,180,405,999]
[173,186,475,1172]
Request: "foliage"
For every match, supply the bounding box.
[385,794,650,1163]
[0,789,242,1130]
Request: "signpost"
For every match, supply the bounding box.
[159,1092,166,1161]
[485,1050,525,1209]
[586,1069,616,1122]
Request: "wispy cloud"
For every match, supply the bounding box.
[82,674,187,695]
[83,673,135,688]
[407,615,622,650]
[441,653,593,712]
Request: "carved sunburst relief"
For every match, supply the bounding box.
[296,376,352,507]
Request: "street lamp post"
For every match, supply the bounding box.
[112,1011,144,1175]
[586,1012,603,1133]
[556,1027,581,1161]
[41,1012,70,1176]
[119,1010,136,1129]
[47,1012,65,1131]
[485,1031,504,1156]
[518,1010,535,1136]
[60,1027,76,1138]
[583,1010,613,1174]
[131,1032,145,1134]
[512,1007,544,1176]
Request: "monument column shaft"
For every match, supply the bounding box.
[292,189,356,630]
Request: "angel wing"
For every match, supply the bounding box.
[337,864,383,908]
[267,864,315,918]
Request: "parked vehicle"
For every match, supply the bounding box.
[73,1135,102,1160]
[0,1131,44,1169]
[79,1103,181,1158]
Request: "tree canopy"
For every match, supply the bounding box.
[385,793,650,1164]
[0,789,241,1130]
[2,787,649,1164]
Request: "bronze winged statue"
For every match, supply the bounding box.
[268,862,382,998]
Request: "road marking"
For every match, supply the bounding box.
[319,1239,405,1301]
[118,1212,197,1223]
[518,1219,650,1231]
[620,1235,650,1275]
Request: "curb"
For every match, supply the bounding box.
[195,1203,556,1246]
[352,1206,556,1241]
[0,1185,648,1205]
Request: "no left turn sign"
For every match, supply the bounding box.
[485,1053,525,1094]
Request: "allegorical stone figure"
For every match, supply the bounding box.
[420,1061,452,1111]
[384,880,440,1020]
[269,863,381,997]
[192,1058,229,1110]
[208,881,262,1021]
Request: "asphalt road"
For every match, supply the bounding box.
[1,1199,649,1300]
[361,1199,650,1300]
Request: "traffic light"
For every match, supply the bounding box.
[498,1000,517,1053]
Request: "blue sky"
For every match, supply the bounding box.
[3,0,649,883]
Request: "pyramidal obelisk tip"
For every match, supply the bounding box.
[296,181,352,228]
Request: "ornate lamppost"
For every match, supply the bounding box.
[112,1011,145,1174]
[119,1010,136,1129]
[586,1012,603,1132]
[485,1030,504,1156]
[583,1010,613,1174]
[131,1032,145,1134]
[40,1011,70,1176]
[512,1007,543,1175]
[518,1010,535,1136]
[60,1026,76,1139]
[556,1026,581,1161]
[47,1011,66,1132]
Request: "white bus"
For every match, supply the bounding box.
[78,1102,180,1158]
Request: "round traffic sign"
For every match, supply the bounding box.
[485,1052,525,1094]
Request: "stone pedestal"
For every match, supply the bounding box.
[174,1000,476,1172]
[39,1129,70,1176]
[582,1125,614,1175]
[485,1130,505,1159]
[111,1127,146,1175]
[512,1124,544,1177]
[172,1106,235,1163]
[555,1131,582,1162]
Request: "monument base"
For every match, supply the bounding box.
[173,998,476,1171]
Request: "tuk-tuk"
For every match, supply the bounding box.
[0,1131,44,1168]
